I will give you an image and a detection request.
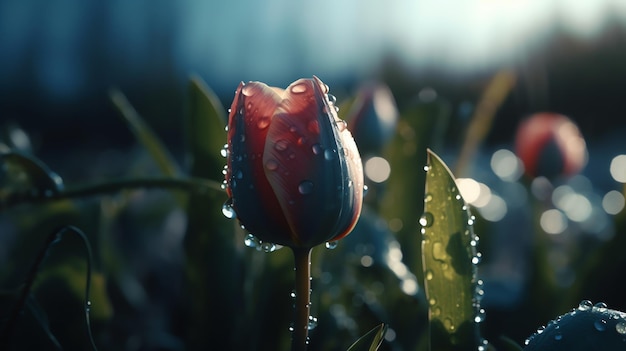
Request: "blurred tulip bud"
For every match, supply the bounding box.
[224,76,364,249]
[515,112,587,179]
[345,82,399,156]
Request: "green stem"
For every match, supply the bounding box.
[291,247,312,351]
[1,177,224,210]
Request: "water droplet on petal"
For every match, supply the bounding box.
[432,242,446,262]
[578,300,593,311]
[220,144,229,158]
[593,302,608,311]
[257,117,270,129]
[419,212,434,227]
[265,159,279,171]
[324,149,337,160]
[222,199,236,219]
[616,321,626,334]
[291,83,308,94]
[261,242,277,253]
[244,234,261,248]
[325,241,338,250]
[275,139,289,151]
[298,180,314,195]
[311,144,323,155]
[242,85,256,96]
[336,120,347,132]
[594,319,607,332]
[326,94,337,104]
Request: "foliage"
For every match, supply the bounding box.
[1,73,626,351]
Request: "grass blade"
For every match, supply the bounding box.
[346,323,387,351]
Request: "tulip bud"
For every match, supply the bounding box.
[345,82,399,156]
[514,112,587,179]
[524,300,626,350]
[224,76,364,249]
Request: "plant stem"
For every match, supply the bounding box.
[291,247,312,351]
[1,177,223,210]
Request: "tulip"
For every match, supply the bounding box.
[224,76,364,249]
[224,76,364,350]
[515,112,587,179]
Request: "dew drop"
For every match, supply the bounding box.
[444,318,455,331]
[257,117,270,129]
[222,199,236,219]
[616,321,626,334]
[432,242,446,262]
[326,94,337,104]
[593,302,608,311]
[291,83,308,94]
[423,165,430,172]
[220,180,228,190]
[261,242,277,253]
[554,333,563,341]
[246,102,253,111]
[594,319,607,332]
[275,139,289,151]
[242,85,256,96]
[290,290,296,298]
[363,185,369,196]
[244,234,258,248]
[311,143,323,155]
[432,306,441,316]
[288,326,295,332]
[474,308,486,323]
[425,270,434,281]
[424,193,433,203]
[336,120,347,132]
[325,241,338,250]
[419,212,434,228]
[307,316,318,330]
[298,180,314,195]
[224,125,229,132]
[578,300,593,311]
[324,149,337,160]
[220,144,229,158]
[265,159,279,171]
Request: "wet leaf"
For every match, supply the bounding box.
[346,323,387,351]
[421,149,481,351]
[185,75,228,181]
[110,89,182,177]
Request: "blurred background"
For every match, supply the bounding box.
[2,0,626,350]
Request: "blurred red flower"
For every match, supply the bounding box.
[515,112,587,179]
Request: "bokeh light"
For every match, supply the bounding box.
[540,209,568,234]
[491,149,524,182]
[610,155,626,183]
[364,156,391,183]
[602,190,625,215]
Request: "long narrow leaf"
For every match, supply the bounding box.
[346,323,387,351]
[109,89,182,177]
[421,149,482,351]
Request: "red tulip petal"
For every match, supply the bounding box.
[227,81,293,245]
[263,77,363,247]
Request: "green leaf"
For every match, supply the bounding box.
[346,323,387,351]
[182,76,242,349]
[109,89,182,177]
[185,75,228,181]
[421,149,481,351]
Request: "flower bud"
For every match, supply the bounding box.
[225,77,364,249]
[515,112,587,179]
